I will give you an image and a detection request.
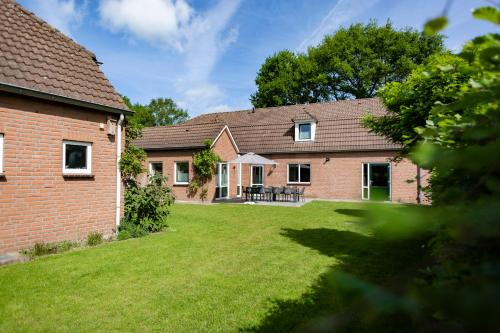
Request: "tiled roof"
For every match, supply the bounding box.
[185,98,388,125]
[0,0,128,111]
[135,98,400,153]
[134,122,227,150]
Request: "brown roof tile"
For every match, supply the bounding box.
[0,0,128,111]
[134,122,227,150]
[135,98,399,153]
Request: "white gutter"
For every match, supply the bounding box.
[116,114,125,231]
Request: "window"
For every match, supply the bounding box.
[63,140,91,174]
[251,165,263,186]
[299,123,311,140]
[175,161,189,184]
[294,121,316,141]
[288,164,311,183]
[149,162,163,176]
[0,133,3,173]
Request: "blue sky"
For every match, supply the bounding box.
[18,0,495,116]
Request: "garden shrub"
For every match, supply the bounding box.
[119,174,174,239]
[86,232,103,246]
[117,220,149,240]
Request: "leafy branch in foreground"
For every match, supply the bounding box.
[319,6,500,333]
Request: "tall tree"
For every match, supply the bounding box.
[124,97,189,128]
[250,50,327,108]
[251,22,444,107]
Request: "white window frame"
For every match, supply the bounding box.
[236,162,242,197]
[294,121,316,142]
[216,162,230,199]
[0,133,4,174]
[287,163,311,184]
[149,161,163,176]
[361,162,392,201]
[250,164,264,186]
[62,140,92,175]
[174,161,189,185]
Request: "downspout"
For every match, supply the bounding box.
[116,114,125,231]
[416,166,421,204]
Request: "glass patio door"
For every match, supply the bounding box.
[362,163,391,201]
[217,163,229,199]
[251,165,263,186]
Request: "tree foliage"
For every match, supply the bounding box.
[363,53,471,153]
[251,21,444,107]
[124,96,189,128]
[327,7,500,332]
[250,50,327,107]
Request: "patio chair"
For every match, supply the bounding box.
[258,186,266,201]
[298,187,305,202]
[264,187,273,201]
[272,186,283,201]
[250,186,259,201]
[283,187,293,202]
[291,187,299,202]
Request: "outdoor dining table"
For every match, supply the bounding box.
[245,186,299,202]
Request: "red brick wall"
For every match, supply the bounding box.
[144,140,420,204]
[143,128,239,201]
[254,151,419,203]
[0,93,123,253]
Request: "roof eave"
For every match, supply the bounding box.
[141,144,205,151]
[0,82,132,115]
[239,147,401,154]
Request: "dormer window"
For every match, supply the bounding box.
[294,121,316,142]
[299,123,311,140]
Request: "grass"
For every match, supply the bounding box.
[0,201,428,332]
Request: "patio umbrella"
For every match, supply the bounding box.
[229,152,277,165]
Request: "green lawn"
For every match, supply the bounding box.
[0,202,426,332]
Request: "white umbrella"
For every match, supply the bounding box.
[229,152,277,165]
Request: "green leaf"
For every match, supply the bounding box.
[424,17,448,35]
[472,6,500,24]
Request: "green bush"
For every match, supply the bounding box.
[117,220,149,240]
[86,232,103,246]
[119,174,174,239]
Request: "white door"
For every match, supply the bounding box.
[362,163,370,200]
[251,165,263,186]
[362,163,391,201]
[217,163,229,199]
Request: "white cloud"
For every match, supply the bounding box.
[99,0,193,51]
[297,0,382,52]
[29,0,84,36]
[98,0,241,115]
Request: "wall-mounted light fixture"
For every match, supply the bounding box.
[325,156,330,162]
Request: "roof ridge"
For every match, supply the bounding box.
[191,97,381,118]
[141,121,227,131]
[180,115,373,130]
[10,0,97,60]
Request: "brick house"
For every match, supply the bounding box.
[0,0,131,253]
[135,98,425,204]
